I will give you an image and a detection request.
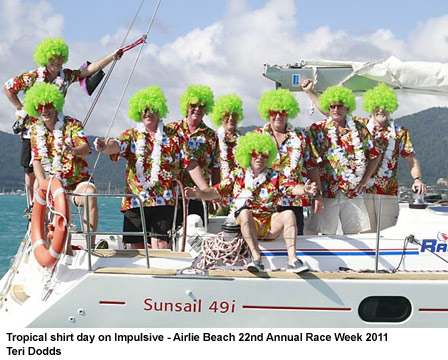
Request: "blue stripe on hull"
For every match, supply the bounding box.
[260,250,420,257]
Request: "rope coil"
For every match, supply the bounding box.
[195,233,248,270]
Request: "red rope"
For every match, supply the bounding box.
[119,36,147,54]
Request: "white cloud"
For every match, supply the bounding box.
[1,0,448,137]
[409,15,448,61]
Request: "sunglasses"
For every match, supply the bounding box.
[143,108,158,115]
[189,103,206,110]
[223,112,238,119]
[269,109,287,117]
[36,103,54,113]
[329,104,346,110]
[251,151,269,159]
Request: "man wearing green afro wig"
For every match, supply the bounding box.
[255,88,323,235]
[355,83,427,231]
[95,86,208,249]
[210,93,243,182]
[185,132,317,273]
[301,78,382,234]
[3,37,122,215]
[168,84,219,226]
[24,83,98,249]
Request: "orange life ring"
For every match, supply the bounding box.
[31,176,69,268]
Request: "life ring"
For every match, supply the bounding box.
[31,176,69,268]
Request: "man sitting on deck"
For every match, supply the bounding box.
[185,132,317,273]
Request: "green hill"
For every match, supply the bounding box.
[0,107,447,191]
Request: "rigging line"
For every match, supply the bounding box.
[82,0,146,128]
[87,0,163,183]
[71,0,153,230]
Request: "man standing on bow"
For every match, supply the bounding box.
[95,86,208,249]
[357,83,427,230]
[24,83,98,248]
[302,79,381,234]
[3,37,121,215]
[168,84,220,225]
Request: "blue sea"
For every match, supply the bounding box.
[0,195,123,278]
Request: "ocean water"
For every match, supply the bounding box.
[0,195,123,277]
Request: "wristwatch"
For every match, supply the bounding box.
[413,177,421,181]
[316,189,323,196]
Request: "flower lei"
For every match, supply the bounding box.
[365,118,396,188]
[217,126,239,179]
[36,66,65,88]
[34,113,67,182]
[227,167,267,224]
[261,123,301,177]
[134,122,165,201]
[327,116,366,190]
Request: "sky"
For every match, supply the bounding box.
[1,0,448,136]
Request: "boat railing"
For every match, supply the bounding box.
[67,192,150,271]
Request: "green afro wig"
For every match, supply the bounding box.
[234,132,278,169]
[210,94,244,128]
[363,83,399,114]
[257,88,300,121]
[33,38,69,66]
[319,86,356,114]
[24,83,65,118]
[128,86,169,122]
[179,84,214,116]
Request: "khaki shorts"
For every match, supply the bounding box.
[363,193,399,232]
[308,192,370,235]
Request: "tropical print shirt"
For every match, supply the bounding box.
[167,118,219,188]
[30,116,91,191]
[255,124,319,207]
[308,117,380,198]
[4,67,81,139]
[111,124,182,211]
[215,167,297,222]
[355,116,415,195]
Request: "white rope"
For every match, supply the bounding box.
[196,233,248,269]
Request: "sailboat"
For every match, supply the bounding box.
[1,55,448,328]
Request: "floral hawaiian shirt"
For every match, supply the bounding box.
[30,116,91,191]
[215,167,283,222]
[255,124,319,207]
[308,117,380,198]
[355,116,415,195]
[167,118,219,188]
[111,124,182,211]
[5,67,81,139]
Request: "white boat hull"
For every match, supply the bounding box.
[1,203,448,328]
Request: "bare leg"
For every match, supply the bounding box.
[129,242,144,249]
[74,183,98,247]
[237,209,261,262]
[266,210,298,265]
[25,173,35,205]
[151,238,169,249]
